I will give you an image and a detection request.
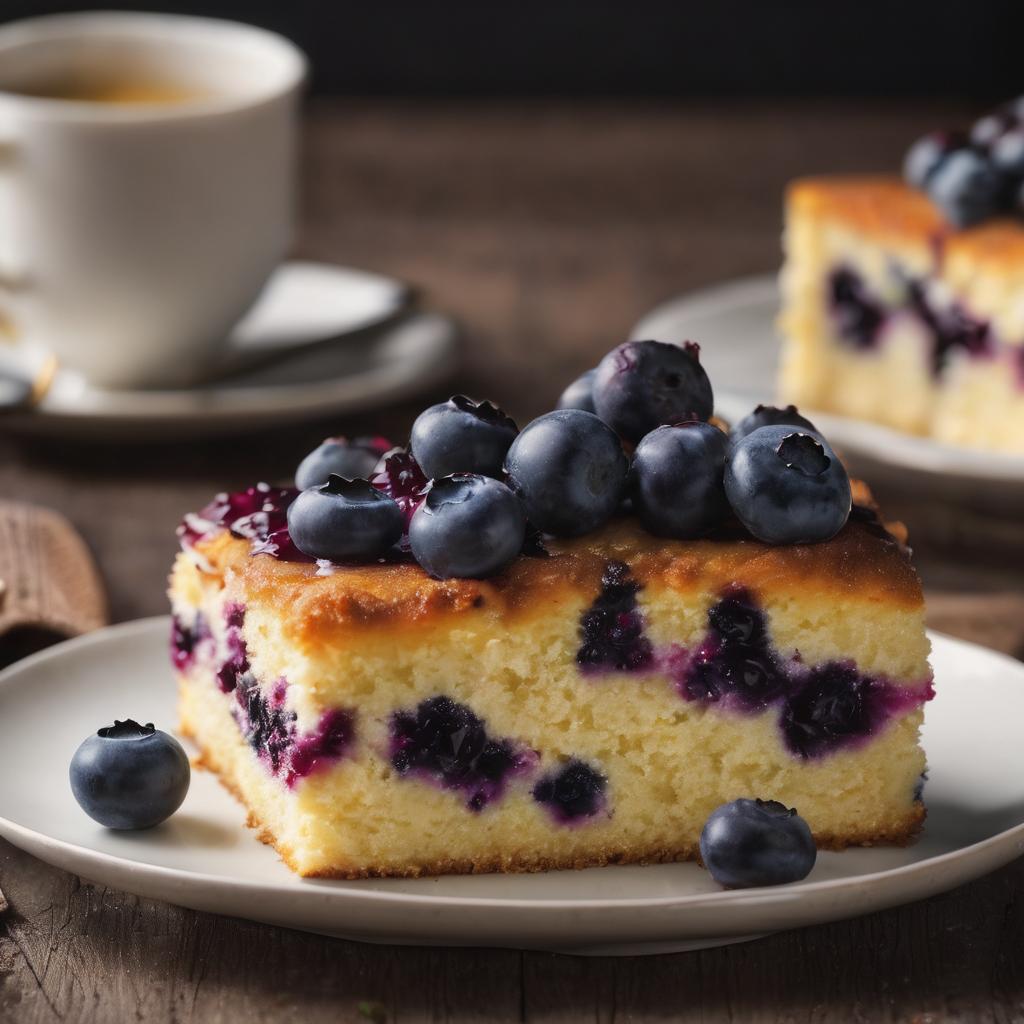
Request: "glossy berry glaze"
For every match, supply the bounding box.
[577,561,654,673]
[178,483,312,564]
[533,759,608,824]
[390,696,537,811]
[577,565,932,761]
[371,449,429,530]
[828,267,1000,380]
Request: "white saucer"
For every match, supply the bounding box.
[0,261,459,441]
[1,618,1022,956]
[632,276,1024,496]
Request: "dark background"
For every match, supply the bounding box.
[1,0,1022,99]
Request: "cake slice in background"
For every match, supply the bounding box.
[778,98,1024,454]
[778,176,1024,453]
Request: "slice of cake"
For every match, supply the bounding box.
[779,96,1024,454]
[779,176,1024,452]
[170,478,932,878]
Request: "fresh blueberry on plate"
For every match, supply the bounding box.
[295,436,392,490]
[410,395,519,480]
[408,474,526,579]
[592,339,714,442]
[70,720,190,830]
[700,798,816,888]
[724,425,851,544]
[504,409,628,537]
[556,368,598,413]
[903,130,968,189]
[630,422,729,538]
[288,476,404,561]
[926,148,1004,227]
[730,404,818,446]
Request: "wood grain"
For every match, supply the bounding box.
[2,97,1024,1023]
[0,501,108,648]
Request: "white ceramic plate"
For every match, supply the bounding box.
[632,276,1024,495]
[1,619,1022,955]
[0,261,458,440]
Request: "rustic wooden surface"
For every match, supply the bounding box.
[2,98,1024,1023]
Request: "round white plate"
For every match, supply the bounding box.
[1,619,1022,955]
[0,261,458,440]
[632,276,1024,494]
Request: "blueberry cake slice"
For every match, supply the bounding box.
[170,477,931,878]
[779,99,1024,453]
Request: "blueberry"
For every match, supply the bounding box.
[724,425,851,544]
[295,436,392,490]
[408,474,526,579]
[629,422,728,539]
[532,759,607,823]
[700,798,816,888]
[593,340,714,442]
[731,405,818,446]
[903,130,969,189]
[287,476,403,561]
[828,268,885,350]
[969,109,1017,151]
[410,395,518,480]
[504,409,628,536]
[70,720,190,830]
[556,368,597,413]
[991,127,1024,179]
[926,149,1004,227]
[576,561,653,673]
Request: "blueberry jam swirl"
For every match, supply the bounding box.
[389,696,537,811]
[576,562,654,673]
[676,588,933,759]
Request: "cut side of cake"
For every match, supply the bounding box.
[170,482,932,879]
[779,176,1024,453]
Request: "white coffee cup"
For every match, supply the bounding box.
[0,12,306,389]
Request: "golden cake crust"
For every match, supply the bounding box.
[787,176,1024,271]
[179,482,923,657]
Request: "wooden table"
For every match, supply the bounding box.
[2,99,1024,1023]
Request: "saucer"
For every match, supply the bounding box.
[0,261,459,441]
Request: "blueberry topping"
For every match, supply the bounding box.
[408,474,526,579]
[630,422,729,539]
[699,798,816,888]
[370,447,429,527]
[295,436,392,490]
[390,696,531,811]
[781,662,879,759]
[178,483,311,563]
[287,476,404,562]
[504,409,628,537]
[577,561,653,673]
[682,588,787,709]
[926,148,1004,228]
[593,340,714,442]
[70,720,190,830]
[724,426,851,545]
[829,268,885,350]
[533,759,607,823]
[731,405,818,446]
[410,395,519,480]
[556,368,598,413]
[903,130,969,189]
